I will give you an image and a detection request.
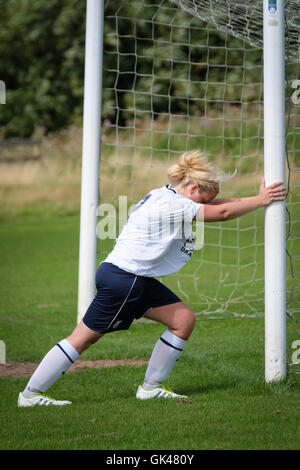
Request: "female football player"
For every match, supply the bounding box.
[18,151,285,406]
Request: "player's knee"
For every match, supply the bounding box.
[66,323,102,354]
[176,310,195,340]
[185,311,196,336]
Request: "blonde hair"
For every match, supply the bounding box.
[167,150,226,193]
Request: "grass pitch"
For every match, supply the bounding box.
[0,216,299,450]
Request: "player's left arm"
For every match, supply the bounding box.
[207,197,237,205]
[197,177,286,222]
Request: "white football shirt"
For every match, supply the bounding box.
[104,185,202,276]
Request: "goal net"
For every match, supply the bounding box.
[98,0,300,325]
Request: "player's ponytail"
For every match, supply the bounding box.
[167,150,227,193]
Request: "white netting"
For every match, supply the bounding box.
[170,0,300,63]
[99,0,300,323]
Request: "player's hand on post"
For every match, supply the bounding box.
[258,177,286,207]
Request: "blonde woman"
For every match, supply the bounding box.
[18,151,285,406]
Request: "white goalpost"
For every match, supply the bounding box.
[78,0,300,382]
[263,0,286,381]
[77,0,104,323]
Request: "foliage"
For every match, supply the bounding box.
[0,0,261,137]
[0,0,86,137]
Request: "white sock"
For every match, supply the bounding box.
[143,330,186,389]
[22,339,80,397]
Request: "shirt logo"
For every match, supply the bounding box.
[180,236,195,257]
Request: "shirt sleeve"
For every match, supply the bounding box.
[167,197,202,223]
[183,200,202,222]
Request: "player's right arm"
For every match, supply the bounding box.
[197,177,286,222]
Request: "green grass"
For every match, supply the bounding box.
[0,216,299,450]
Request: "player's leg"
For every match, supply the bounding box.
[18,322,102,407]
[66,320,103,353]
[136,302,195,399]
[18,262,139,407]
[145,301,195,340]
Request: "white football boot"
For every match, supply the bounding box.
[136,384,188,400]
[18,392,72,407]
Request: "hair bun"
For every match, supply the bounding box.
[167,150,232,193]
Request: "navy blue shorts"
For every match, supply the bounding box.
[82,262,181,334]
